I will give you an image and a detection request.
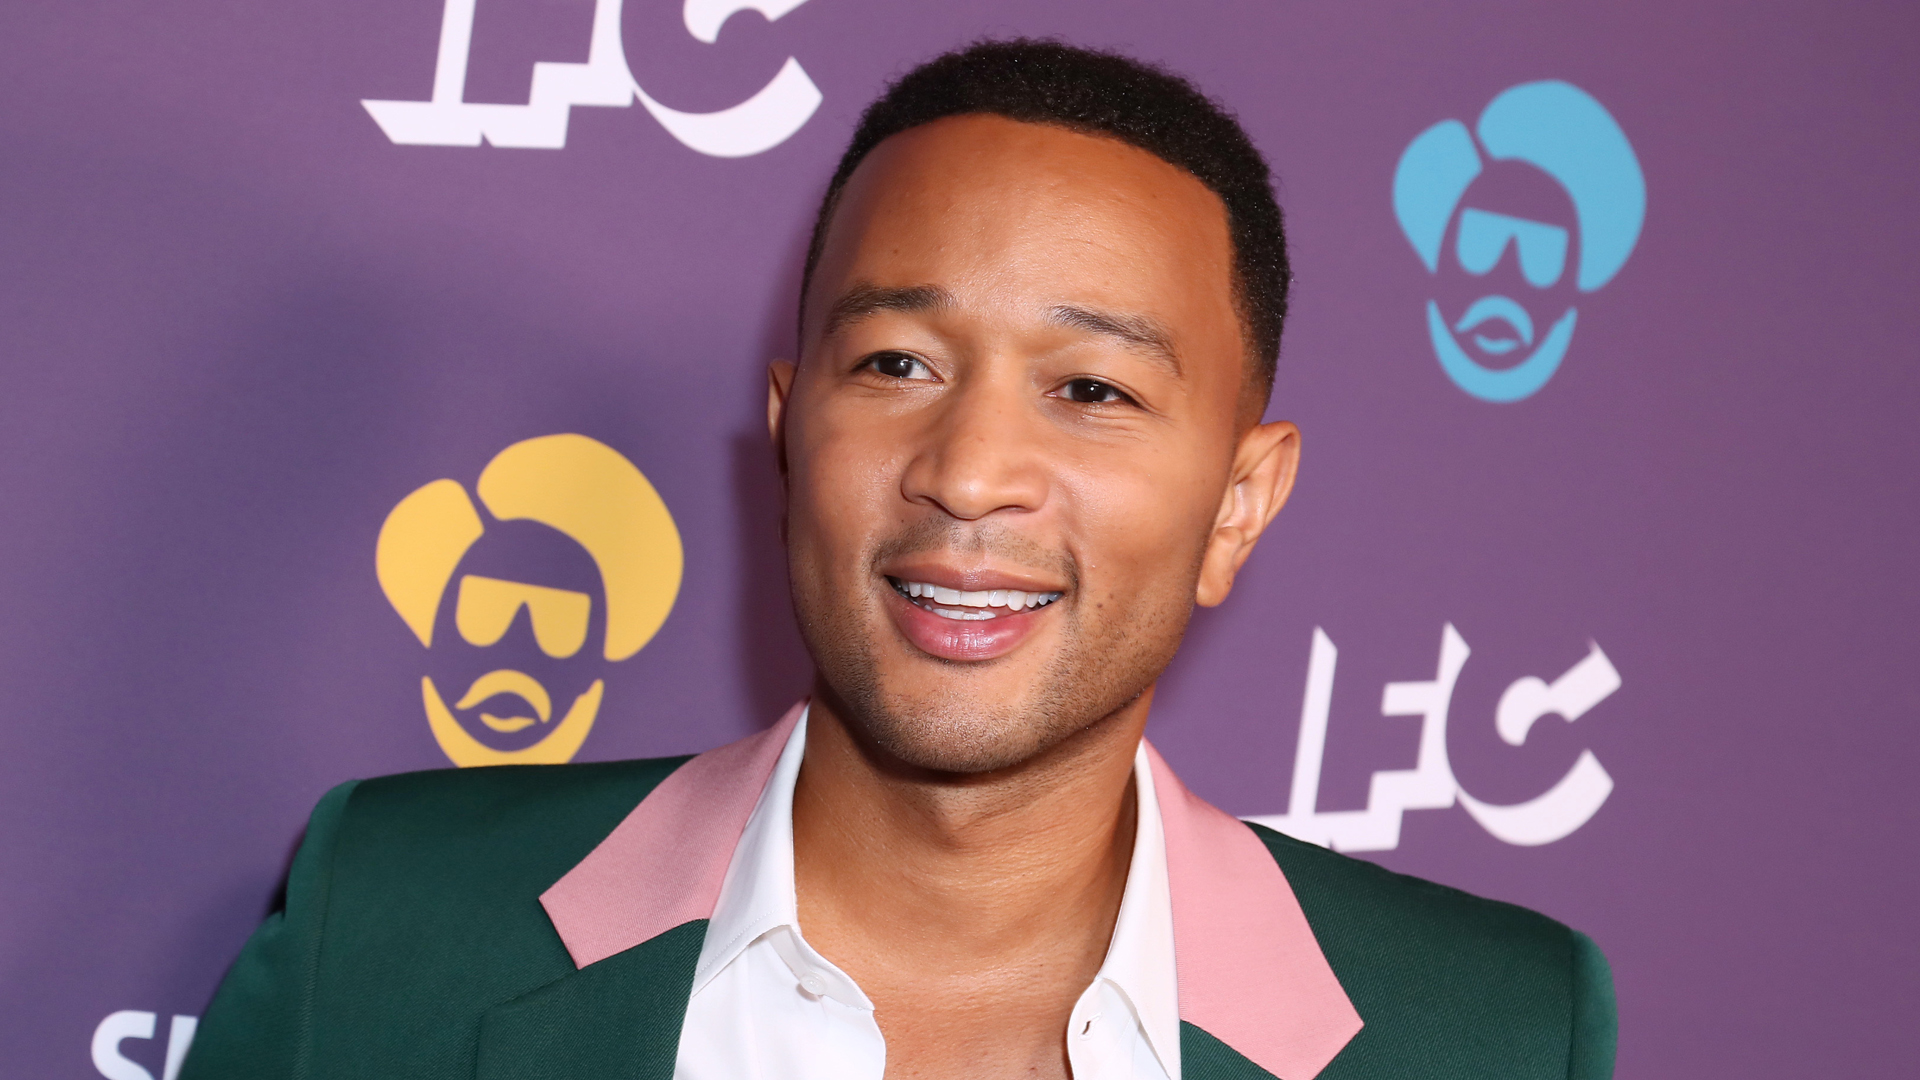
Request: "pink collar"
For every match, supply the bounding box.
[541,703,1361,1079]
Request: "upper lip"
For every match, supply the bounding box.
[880,561,1067,596]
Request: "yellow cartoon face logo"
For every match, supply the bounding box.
[375,434,682,766]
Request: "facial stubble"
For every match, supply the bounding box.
[791,517,1203,775]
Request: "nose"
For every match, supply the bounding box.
[898,371,1049,521]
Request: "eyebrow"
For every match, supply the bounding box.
[1047,305,1183,377]
[821,286,1183,378]
[822,283,952,338]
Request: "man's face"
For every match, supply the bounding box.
[777,115,1281,773]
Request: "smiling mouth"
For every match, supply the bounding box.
[887,576,1063,621]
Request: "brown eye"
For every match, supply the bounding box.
[864,351,932,380]
[1062,378,1132,405]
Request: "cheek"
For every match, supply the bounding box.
[785,406,904,567]
[1061,457,1218,592]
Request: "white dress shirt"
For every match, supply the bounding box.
[671,707,1182,1080]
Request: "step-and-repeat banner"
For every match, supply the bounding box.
[4,2,1915,1077]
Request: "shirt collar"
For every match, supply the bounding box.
[1094,741,1182,1080]
[693,709,1181,1075]
[692,704,865,1001]
[690,704,808,988]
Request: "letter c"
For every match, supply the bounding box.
[634,0,822,157]
[1459,643,1622,846]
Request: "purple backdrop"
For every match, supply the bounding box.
[4,1,1916,1077]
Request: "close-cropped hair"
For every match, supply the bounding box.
[800,38,1291,399]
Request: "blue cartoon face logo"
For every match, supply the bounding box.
[1394,81,1645,402]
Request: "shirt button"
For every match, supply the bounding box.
[799,972,828,997]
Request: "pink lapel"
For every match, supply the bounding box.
[539,702,804,968]
[1147,741,1363,1079]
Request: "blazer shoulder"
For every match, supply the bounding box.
[315,754,695,942]
[320,755,694,947]
[1250,821,1571,951]
[1248,822,1614,1079]
[340,753,692,849]
[237,756,696,1077]
[319,755,696,948]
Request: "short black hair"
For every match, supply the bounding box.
[801,38,1289,399]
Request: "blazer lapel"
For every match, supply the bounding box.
[540,704,802,967]
[1147,743,1364,1079]
[482,704,804,1080]
[476,920,707,1080]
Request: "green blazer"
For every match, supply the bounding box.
[180,722,1615,1080]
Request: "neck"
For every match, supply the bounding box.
[790,686,1150,1075]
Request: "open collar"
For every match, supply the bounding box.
[1100,738,1182,1079]
[540,704,1361,1079]
[689,703,811,996]
[539,702,804,968]
[689,705,873,1011]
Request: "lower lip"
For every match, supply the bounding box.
[886,588,1053,662]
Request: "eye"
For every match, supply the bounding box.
[1059,378,1136,406]
[861,351,934,380]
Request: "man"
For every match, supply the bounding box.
[182,40,1615,1080]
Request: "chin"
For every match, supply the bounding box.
[853,695,1076,775]
[818,650,1160,777]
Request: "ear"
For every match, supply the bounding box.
[1195,420,1300,607]
[767,360,796,479]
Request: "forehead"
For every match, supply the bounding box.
[806,115,1238,344]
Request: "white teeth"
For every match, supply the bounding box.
[894,579,1062,616]
[930,606,994,621]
